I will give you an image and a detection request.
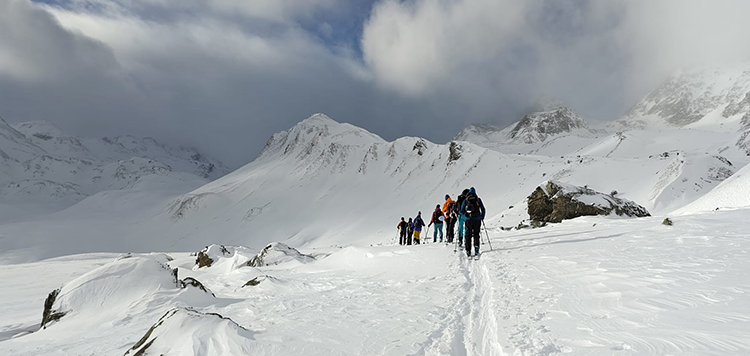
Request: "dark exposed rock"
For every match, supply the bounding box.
[181,277,215,297]
[448,142,462,162]
[528,181,650,224]
[413,139,427,155]
[195,245,231,268]
[243,275,273,287]
[41,288,66,329]
[662,218,673,226]
[247,242,315,267]
[195,251,213,268]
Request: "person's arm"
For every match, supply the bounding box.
[480,199,486,220]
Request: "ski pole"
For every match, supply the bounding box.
[482,219,493,251]
[426,226,431,244]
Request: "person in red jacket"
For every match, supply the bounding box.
[428,204,445,243]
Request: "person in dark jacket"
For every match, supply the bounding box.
[397,217,409,245]
[407,217,414,245]
[460,187,485,257]
[455,188,470,247]
[413,212,425,244]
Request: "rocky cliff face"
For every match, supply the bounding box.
[508,106,598,144]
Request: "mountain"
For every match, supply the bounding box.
[615,64,750,131]
[13,121,228,180]
[0,116,228,221]
[454,106,604,157]
[2,113,746,263]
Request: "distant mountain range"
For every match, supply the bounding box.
[2,64,750,262]
[0,117,229,210]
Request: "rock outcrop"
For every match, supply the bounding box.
[528,181,650,223]
[195,245,232,268]
[246,242,315,267]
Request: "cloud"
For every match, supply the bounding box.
[361,0,750,120]
[2,0,750,169]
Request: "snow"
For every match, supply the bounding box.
[2,210,750,355]
[2,79,750,355]
[673,161,750,214]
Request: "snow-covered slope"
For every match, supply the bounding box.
[3,208,750,355]
[2,113,745,263]
[673,161,750,214]
[0,116,229,220]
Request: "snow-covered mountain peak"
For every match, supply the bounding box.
[259,113,386,159]
[508,106,597,144]
[616,64,750,130]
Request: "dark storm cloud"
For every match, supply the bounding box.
[2,0,750,168]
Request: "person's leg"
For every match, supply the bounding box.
[471,220,481,255]
[415,230,421,244]
[458,216,464,246]
[439,223,444,242]
[465,222,474,255]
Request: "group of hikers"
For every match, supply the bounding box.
[397,187,486,257]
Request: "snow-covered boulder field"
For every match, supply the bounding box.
[528,180,651,224]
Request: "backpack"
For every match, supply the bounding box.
[465,193,481,218]
[455,194,466,214]
[433,210,442,223]
[447,201,456,214]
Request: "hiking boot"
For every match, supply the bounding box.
[475,247,480,255]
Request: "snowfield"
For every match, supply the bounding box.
[1,209,749,355]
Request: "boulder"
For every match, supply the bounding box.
[195,245,232,268]
[528,181,650,223]
[246,242,315,267]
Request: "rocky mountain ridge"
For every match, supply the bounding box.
[0,116,228,211]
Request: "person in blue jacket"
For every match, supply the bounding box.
[460,187,485,257]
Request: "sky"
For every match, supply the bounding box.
[2,0,750,167]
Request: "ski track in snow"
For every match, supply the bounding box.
[2,211,750,355]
